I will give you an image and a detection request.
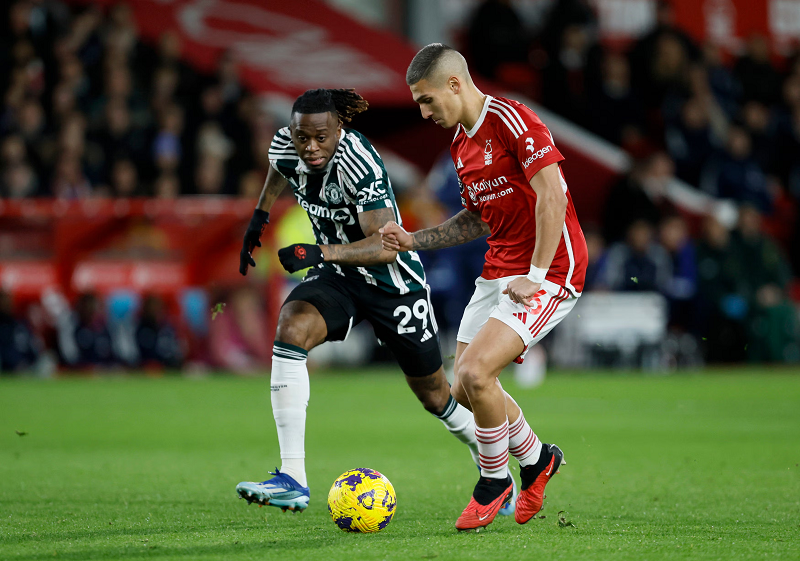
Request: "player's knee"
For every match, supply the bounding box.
[456,358,494,395]
[275,308,322,351]
[407,373,450,414]
[450,383,470,409]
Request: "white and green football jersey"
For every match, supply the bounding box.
[269,127,427,295]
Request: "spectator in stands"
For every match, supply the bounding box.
[1,161,38,197]
[700,43,741,119]
[741,101,778,175]
[89,66,147,131]
[582,227,607,292]
[659,215,697,330]
[734,34,781,106]
[665,96,717,186]
[194,157,225,195]
[96,98,147,177]
[152,103,183,176]
[151,31,199,105]
[216,50,242,106]
[208,287,271,374]
[629,0,698,113]
[731,205,797,362]
[0,290,40,373]
[109,158,139,197]
[599,219,672,293]
[149,65,179,117]
[0,134,37,195]
[775,90,800,196]
[588,52,643,146]
[541,23,602,127]
[50,81,78,130]
[16,98,46,156]
[153,172,180,199]
[51,152,91,198]
[701,125,771,212]
[239,169,263,199]
[602,152,677,243]
[60,292,115,368]
[695,214,747,362]
[135,295,182,369]
[466,0,530,80]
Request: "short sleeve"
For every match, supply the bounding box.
[268,127,295,171]
[493,100,564,182]
[355,172,391,212]
[340,133,392,213]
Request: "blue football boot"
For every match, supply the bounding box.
[236,469,310,512]
[499,473,518,516]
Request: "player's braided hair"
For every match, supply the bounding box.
[291,88,369,123]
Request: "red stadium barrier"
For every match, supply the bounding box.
[0,197,293,338]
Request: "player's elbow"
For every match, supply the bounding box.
[543,189,567,214]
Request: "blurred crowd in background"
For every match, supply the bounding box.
[1,0,798,374]
[0,0,272,199]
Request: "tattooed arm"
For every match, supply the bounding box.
[379,209,489,252]
[319,206,398,266]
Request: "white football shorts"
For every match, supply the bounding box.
[456,276,578,362]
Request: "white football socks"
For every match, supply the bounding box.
[434,395,480,465]
[508,412,542,467]
[475,421,509,479]
[270,343,310,487]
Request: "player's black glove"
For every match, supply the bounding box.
[278,243,324,274]
[239,209,270,276]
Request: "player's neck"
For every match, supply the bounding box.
[459,88,487,131]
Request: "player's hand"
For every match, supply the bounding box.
[278,243,324,273]
[379,221,414,252]
[239,209,270,276]
[503,277,541,306]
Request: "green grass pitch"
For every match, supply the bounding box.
[1,369,798,560]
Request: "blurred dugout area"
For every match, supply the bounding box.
[0,198,303,374]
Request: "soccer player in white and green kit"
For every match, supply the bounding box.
[235,88,516,515]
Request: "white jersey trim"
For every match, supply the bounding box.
[487,107,520,139]
[465,95,493,138]
[491,98,529,134]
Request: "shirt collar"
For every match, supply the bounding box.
[464,95,493,138]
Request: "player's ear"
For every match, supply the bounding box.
[449,76,461,95]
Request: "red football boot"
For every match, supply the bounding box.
[515,443,565,524]
[455,475,514,532]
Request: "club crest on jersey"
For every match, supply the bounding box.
[484,139,493,165]
[324,182,343,204]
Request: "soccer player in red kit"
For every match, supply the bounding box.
[381,44,588,532]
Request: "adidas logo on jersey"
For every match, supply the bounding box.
[420,329,433,343]
[457,157,464,169]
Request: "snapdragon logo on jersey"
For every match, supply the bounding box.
[296,195,356,225]
[484,139,493,165]
[522,136,552,169]
[466,176,509,203]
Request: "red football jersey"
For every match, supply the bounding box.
[451,95,587,295]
